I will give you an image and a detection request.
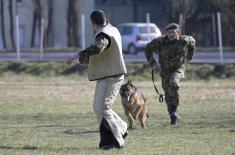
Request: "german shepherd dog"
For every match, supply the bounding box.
[119,79,148,129]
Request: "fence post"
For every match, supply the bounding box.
[217,12,223,65]
[15,4,20,61]
[81,14,85,49]
[146,13,150,41]
[40,18,44,61]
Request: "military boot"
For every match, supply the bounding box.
[167,104,171,115]
[169,105,180,125]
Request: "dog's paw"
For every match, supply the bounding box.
[128,126,134,130]
[141,124,147,130]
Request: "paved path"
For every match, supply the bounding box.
[0,51,235,64]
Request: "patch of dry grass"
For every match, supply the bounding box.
[0,75,234,155]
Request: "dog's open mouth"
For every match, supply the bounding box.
[124,95,130,102]
[123,91,133,103]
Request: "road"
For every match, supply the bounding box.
[0,51,235,64]
[124,52,235,64]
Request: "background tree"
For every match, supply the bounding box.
[8,0,15,49]
[31,0,42,47]
[0,0,6,48]
[45,0,53,47]
[171,0,235,46]
[67,0,80,47]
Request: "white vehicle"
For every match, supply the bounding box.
[118,23,162,54]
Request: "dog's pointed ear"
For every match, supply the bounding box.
[128,75,131,83]
[127,78,132,84]
[126,74,132,84]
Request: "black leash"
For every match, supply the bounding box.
[151,69,164,102]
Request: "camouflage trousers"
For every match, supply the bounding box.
[161,67,185,106]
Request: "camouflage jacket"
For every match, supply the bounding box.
[145,35,196,71]
[78,33,110,64]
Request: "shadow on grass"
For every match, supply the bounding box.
[0,145,38,151]
[186,116,235,129]
[64,129,99,135]
[1,124,80,129]
[0,145,97,152]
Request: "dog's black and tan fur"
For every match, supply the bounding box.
[120,79,148,129]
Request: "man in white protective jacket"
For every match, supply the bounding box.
[67,10,128,150]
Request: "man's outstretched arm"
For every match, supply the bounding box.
[67,33,110,64]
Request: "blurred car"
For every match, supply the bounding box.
[118,22,162,54]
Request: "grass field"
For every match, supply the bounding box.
[0,75,234,155]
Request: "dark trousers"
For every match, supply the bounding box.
[99,118,120,149]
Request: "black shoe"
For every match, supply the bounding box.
[123,131,128,139]
[100,144,115,150]
[99,139,121,150]
[100,144,123,150]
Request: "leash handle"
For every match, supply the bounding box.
[152,69,164,103]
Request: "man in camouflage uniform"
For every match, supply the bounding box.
[68,10,127,150]
[145,23,196,125]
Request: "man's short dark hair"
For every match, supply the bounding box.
[90,10,107,25]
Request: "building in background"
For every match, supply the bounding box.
[1,0,235,49]
[95,0,235,47]
[95,0,171,31]
[0,0,94,49]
